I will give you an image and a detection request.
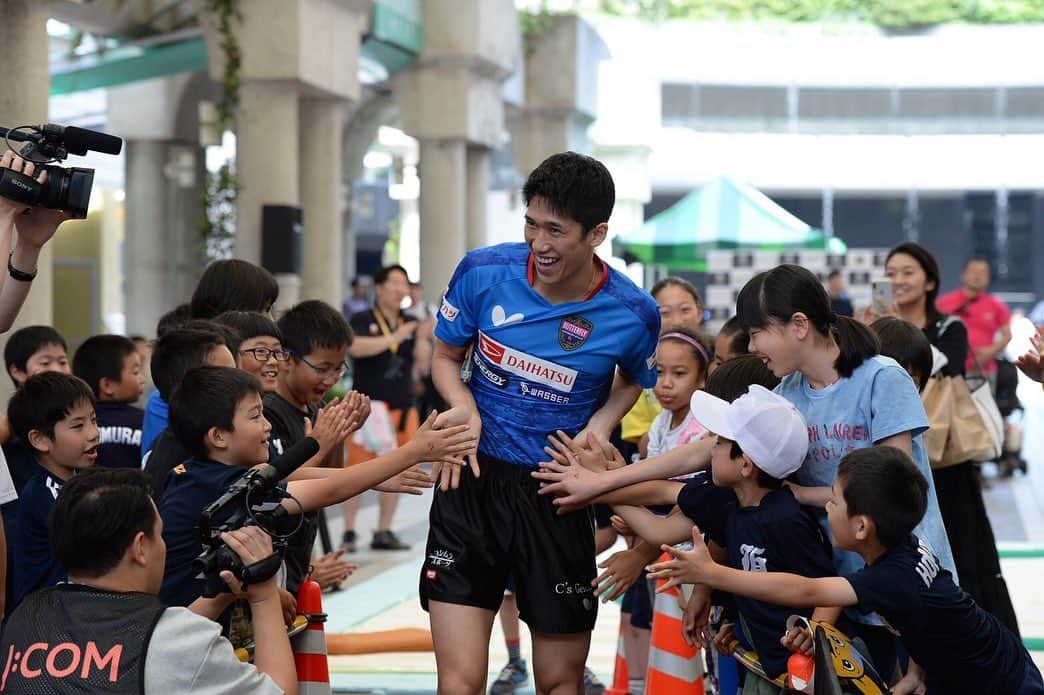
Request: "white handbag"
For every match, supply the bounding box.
[965,373,1004,462]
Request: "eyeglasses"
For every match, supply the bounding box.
[294,353,349,381]
[240,347,291,362]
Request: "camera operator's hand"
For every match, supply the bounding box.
[218,526,280,604]
[0,152,41,219]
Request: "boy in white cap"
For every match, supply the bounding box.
[599,382,844,693]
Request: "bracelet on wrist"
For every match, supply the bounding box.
[7,252,36,282]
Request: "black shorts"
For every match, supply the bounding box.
[420,453,598,633]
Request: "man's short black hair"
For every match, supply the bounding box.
[50,467,157,578]
[837,446,928,548]
[72,334,137,399]
[964,256,991,270]
[9,372,95,451]
[277,300,354,358]
[827,269,842,280]
[522,151,615,233]
[4,325,67,386]
[190,259,279,319]
[150,324,230,401]
[156,303,192,339]
[213,311,284,345]
[168,366,262,461]
[374,264,408,286]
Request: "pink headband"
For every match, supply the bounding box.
[660,332,710,366]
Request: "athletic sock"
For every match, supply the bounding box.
[506,638,522,663]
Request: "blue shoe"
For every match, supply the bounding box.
[490,658,529,694]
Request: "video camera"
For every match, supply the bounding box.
[0,123,123,219]
[193,437,319,597]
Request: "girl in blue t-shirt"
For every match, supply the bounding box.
[734,264,955,677]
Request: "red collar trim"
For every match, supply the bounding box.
[527,255,608,301]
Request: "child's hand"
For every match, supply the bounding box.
[1016,327,1044,383]
[342,391,370,434]
[682,585,713,648]
[431,406,482,491]
[780,624,814,656]
[592,546,647,602]
[890,658,927,695]
[712,621,736,656]
[609,514,635,538]
[411,410,477,466]
[277,587,297,627]
[545,430,623,473]
[646,526,714,592]
[531,452,602,511]
[306,397,355,458]
[375,464,434,495]
[310,549,356,591]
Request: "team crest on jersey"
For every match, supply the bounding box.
[558,316,593,351]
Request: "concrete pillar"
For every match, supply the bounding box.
[299,98,344,306]
[124,140,170,335]
[0,1,51,403]
[466,146,490,250]
[235,81,300,264]
[419,140,467,295]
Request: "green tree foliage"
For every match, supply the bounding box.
[595,0,1044,27]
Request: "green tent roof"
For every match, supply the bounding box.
[613,176,846,271]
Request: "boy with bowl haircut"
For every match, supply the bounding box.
[72,334,146,469]
[606,383,839,690]
[7,372,99,606]
[267,300,361,592]
[213,310,287,394]
[142,325,236,500]
[649,446,1044,695]
[160,366,473,608]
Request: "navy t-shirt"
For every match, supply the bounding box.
[95,401,144,469]
[846,536,1031,694]
[13,467,66,607]
[159,458,250,607]
[677,480,836,679]
[143,428,192,502]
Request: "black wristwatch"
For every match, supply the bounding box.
[8,252,36,282]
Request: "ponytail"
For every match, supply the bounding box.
[832,315,880,378]
[737,265,878,378]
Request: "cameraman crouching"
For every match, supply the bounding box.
[0,468,298,694]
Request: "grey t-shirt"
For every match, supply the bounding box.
[144,607,284,694]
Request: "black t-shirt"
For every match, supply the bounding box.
[349,308,417,409]
[677,480,837,679]
[263,392,319,594]
[96,401,145,469]
[143,427,192,502]
[846,535,1029,694]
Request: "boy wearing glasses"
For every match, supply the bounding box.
[213,310,289,395]
[267,300,359,593]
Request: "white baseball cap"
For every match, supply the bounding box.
[689,385,809,479]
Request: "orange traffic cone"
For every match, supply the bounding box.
[606,613,630,695]
[293,576,332,695]
[646,554,705,695]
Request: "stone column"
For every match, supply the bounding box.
[235,81,300,265]
[299,98,344,306]
[418,140,467,295]
[0,0,52,336]
[466,146,490,250]
[124,140,170,335]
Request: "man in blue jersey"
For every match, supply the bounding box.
[421,152,661,695]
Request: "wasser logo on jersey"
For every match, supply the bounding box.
[477,332,577,392]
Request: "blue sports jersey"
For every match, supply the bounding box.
[436,243,660,467]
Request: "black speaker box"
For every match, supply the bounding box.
[261,204,303,275]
